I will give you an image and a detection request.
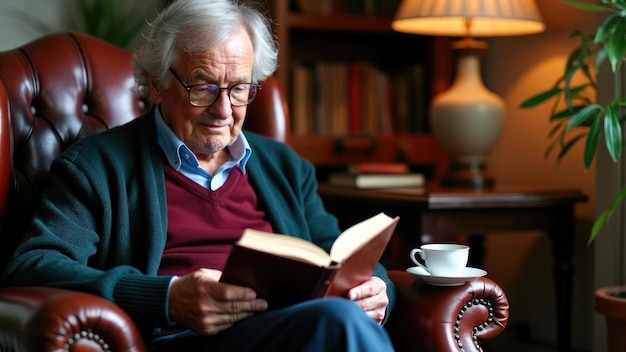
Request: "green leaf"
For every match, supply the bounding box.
[557,133,587,162]
[551,107,578,120]
[578,58,595,86]
[544,142,556,160]
[584,114,602,169]
[595,45,610,70]
[548,122,564,138]
[564,47,585,86]
[604,105,623,161]
[563,44,594,107]
[608,19,626,72]
[566,104,603,129]
[565,0,618,12]
[590,208,611,244]
[614,97,626,111]
[567,83,593,97]
[519,86,562,108]
[563,84,594,109]
[595,13,621,43]
[589,186,626,245]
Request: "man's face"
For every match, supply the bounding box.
[150,28,254,159]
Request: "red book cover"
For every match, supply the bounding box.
[348,162,410,174]
[348,63,362,133]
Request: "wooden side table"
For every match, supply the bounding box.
[317,184,587,352]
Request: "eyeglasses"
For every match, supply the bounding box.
[168,68,261,107]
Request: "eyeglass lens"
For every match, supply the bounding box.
[169,67,260,107]
[189,84,258,107]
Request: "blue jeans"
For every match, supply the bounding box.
[149,297,394,351]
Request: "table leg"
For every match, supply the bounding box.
[548,205,575,352]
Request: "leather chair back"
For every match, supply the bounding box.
[0,32,289,274]
[246,73,290,144]
[0,81,10,237]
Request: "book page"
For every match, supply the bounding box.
[237,229,333,267]
[329,212,394,262]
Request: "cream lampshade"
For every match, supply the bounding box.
[392,0,544,188]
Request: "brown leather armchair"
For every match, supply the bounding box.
[0,32,509,352]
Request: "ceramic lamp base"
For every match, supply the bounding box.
[430,39,502,190]
[439,162,494,188]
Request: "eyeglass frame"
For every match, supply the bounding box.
[168,67,261,107]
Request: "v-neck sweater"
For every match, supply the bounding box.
[159,164,272,275]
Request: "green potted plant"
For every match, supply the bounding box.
[63,0,152,49]
[10,0,159,49]
[520,0,626,244]
[519,1,626,350]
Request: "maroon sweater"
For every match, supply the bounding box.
[158,165,272,277]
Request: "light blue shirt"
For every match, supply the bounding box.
[154,107,251,190]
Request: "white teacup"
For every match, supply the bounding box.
[410,243,469,277]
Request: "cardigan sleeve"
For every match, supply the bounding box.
[2,116,174,335]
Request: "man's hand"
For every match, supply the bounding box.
[347,276,389,324]
[168,268,268,335]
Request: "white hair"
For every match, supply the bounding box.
[133,0,278,99]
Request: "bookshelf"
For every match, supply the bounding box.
[267,0,451,179]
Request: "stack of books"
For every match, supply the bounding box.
[328,162,425,189]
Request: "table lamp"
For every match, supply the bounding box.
[392,0,544,188]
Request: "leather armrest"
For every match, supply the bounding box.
[386,270,509,352]
[0,287,146,352]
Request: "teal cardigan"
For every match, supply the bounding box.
[2,110,395,335]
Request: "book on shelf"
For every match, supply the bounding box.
[294,0,333,15]
[347,162,409,174]
[348,63,362,133]
[342,0,403,16]
[389,63,425,132]
[290,61,414,135]
[328,172,425,189]
[220,212,399,309]
[291,62,316,136]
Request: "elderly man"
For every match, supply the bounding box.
[2,0,396,351]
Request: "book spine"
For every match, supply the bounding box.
[348,63,362,134]
[348,162,409,174]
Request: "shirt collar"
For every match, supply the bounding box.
[154,106,251,173]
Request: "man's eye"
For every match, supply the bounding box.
[195,86,212,94]
[232,84,248,93]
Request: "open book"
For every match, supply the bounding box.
[220,212,399,309]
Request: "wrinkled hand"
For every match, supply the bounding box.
[168,268,268,335]
[347,276,389,324]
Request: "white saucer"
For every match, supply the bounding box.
[406,266,487,286]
